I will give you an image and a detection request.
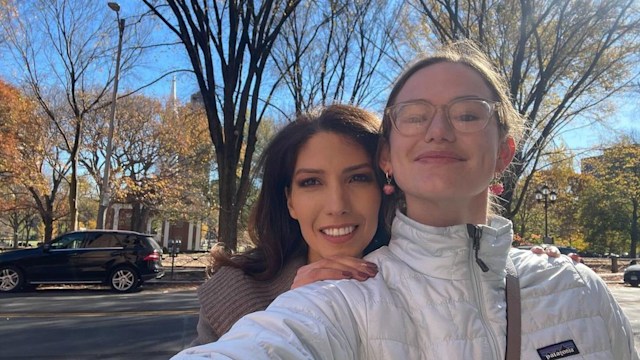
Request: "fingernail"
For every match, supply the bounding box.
[357,271,370,278]
[342,271,353,278]
[364,262,378,270]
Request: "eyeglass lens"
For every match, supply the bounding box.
[391,100,493,135]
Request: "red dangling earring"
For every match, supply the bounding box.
[383,172,395,195]
[489,173,504,196]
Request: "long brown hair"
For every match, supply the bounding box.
[212,104,389,280]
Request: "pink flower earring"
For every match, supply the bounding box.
[383,172,395,195]
[489,173,504,196]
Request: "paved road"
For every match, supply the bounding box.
[1,283,638,358]
[609,284,640,353]
[0,285,199,359]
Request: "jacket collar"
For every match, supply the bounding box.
[388,210,513,280]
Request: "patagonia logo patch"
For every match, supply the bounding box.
[537,340,580,359]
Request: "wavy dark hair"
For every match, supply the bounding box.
[211,104,390,280]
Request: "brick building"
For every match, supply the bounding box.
[105,203,205,252]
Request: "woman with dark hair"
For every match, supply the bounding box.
[191,104,389,345]
[176,42,636,359]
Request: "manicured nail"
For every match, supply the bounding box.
[357,271,370,278]
[342,271,353,278]
[365,262,378,270]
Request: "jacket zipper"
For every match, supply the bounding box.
[467,224,500,359]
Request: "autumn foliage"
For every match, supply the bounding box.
[0,80,24,183]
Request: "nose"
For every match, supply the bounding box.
[423,106,455,142]
[325,183,351,216]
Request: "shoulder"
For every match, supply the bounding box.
[197,266,261,319]
[198,262,302,306]
[509,248,606,298]
[198,265,250,300]
[197,262,303,336]
[272,263,393,318]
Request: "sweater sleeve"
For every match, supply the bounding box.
[172,281,360,359]
[189,306,220,347]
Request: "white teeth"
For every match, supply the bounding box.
[322,226,356,237]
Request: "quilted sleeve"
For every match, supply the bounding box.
[574,262,639,360]
[172,282,360,359]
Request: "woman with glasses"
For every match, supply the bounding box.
[173,42,637,359]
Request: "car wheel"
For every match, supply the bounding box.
[629,281,639,287]
[109,266,140,293]
[0,266,25,292]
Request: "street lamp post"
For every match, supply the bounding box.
[535,184,558,244]
[97,2,125,229]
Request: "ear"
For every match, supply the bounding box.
[378,140,392,174]
[496,136,516,173]
[285,187,298,220]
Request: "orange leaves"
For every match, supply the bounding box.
[0,80,30,182]
[0,80,47,186]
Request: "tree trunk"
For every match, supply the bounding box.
[217,160,240,251]
[130,202,150,233]
[69,156,79,231]
[42,212,54,243]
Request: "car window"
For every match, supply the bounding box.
[50,233,85,250]
[84,233,124,248]
[144,236,163,251]
[121,235,140,248]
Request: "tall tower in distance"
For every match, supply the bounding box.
[170,75,178,116]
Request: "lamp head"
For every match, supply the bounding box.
[108,2,120,12]
[541,184,550,195]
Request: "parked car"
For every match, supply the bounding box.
[0,230,164,293]
[516,245,578,255]
[577,250,603,258]
[624,261,640,287]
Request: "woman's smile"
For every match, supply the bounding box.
[287,131,381,263]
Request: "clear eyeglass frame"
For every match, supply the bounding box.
[385,98,499,136]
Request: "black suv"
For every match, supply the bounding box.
[0,230,164,293]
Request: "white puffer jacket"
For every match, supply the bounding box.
[174,212,638,359]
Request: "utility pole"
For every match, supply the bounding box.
[97,2,125,229]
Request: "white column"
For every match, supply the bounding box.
[163,220,170,247]
[195,221,202,251]
[112,204,121,230]
[187,222,194,250]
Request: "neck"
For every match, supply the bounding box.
[404,192,489,227]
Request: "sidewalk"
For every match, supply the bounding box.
[147,265,626,287]
[599,272,624,285]
[147,266,207,285]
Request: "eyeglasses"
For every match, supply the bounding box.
[385,98,499,136]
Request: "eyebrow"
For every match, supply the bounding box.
[293,162,373,177]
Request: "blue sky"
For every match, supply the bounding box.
[2,1,637,166]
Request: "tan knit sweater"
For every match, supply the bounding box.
[190,256,306,346]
